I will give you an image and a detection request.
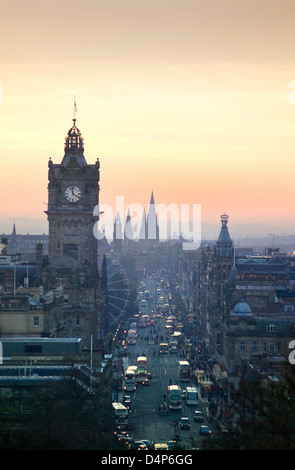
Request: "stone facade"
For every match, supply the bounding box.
[43,119,103,349]
[222,300,295,381]
[194,215,234,355]
[0,293,47,337]
[46,119,100,279]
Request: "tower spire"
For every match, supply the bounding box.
[216,213,233,257]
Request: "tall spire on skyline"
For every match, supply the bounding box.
[150,190,155,205]
[10,219,17,254]
[147,190,159,242]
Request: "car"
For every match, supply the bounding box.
[167,439,184,450]
[113,429,129,437]
[123,396,132,410]
[142,377,150,386]
[167,440,177,449]
[123,395,131,403]
[117,435,134,447]
[154,443,169,450]
[115,431,130,439]
[123,437,134,447]
[180,417,190,429]
[138,365,147,376]
[170,346,178,354]
[130,440,149,450]
[199,425,211,436]
[140,439,154,450]
[193,410,204,422]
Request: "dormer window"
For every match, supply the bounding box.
[266,323,277,333]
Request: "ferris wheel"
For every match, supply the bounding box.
[101,254,130,329]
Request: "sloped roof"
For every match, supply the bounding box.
[236,257,286,274]
[232,300,252,316]
[217,224,232,244]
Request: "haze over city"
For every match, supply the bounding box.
[1,0,295,239]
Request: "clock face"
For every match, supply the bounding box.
[64,185,82,203]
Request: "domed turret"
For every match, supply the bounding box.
[61,118,87,168]
[65,119,84,150]
[232,299,252,316]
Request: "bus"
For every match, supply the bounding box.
[127,329,137,345]
[138,315,149,328]
[137,356,148,367]
[167,385,182,410]
[161,304,169,315]
[140,299,147,311]
[112,402,129,429]
[186,386,199,405]
[159,343,169,354]
[144,290,150,299]
[178,360,192,382]
[124,367,137,392]
[127,365,139,384]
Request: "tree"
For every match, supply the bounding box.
[205,364,295,450]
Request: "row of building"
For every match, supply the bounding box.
[1,113,293,441]
[178,213,295,392]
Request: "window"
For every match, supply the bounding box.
[240,341,245,352]
[33,316,39,327]
[252,342,257,352]
[75,316,80,327]
[266,323,277,333]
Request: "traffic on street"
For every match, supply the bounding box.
[112,271,216,451]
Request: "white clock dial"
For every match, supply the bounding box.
[64,185,82,203]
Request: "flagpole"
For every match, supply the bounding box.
[74,95,77,120]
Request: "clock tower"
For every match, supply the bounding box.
[46,118,100,281]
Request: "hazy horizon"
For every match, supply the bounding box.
[1,215,295,243]
[1,1,295,235]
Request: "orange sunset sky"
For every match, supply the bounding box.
[1,0,295,239]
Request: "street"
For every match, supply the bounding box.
[126,318,210,449]
[115,274,212,450]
